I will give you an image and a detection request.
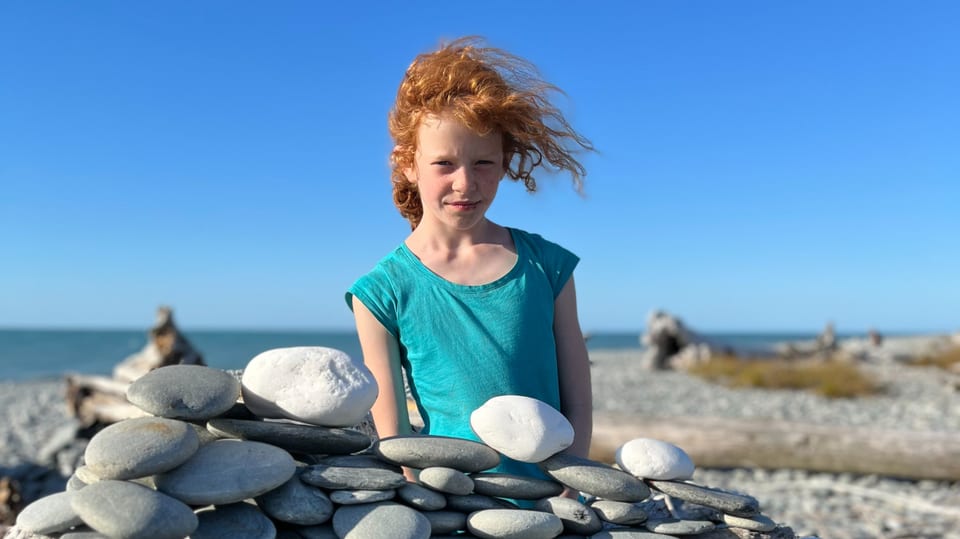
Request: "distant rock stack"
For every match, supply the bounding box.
[113,306,205,384]
[13,347,800,538]
[640,310,712,370]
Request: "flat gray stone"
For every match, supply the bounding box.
[217,401,256,419]
[84,417,199,480]
[154,439,296,505]
[693,525,796,539]
[635,498,672,521]
[192,422,222,445]
[207,417,371,455]
[74,470,152,490]
[418,466,474,495]
[539,453,650,502]
[590,531,679,538]
[645,518,716,535]
[72,465,101,485]
[722,513,777,532]
[192,503,276,539]
[445,493,517,512]
[126,364,241,420]
[317,453,403,472]
[397,482,447,510]
[467,508,563,539]
[669,498,722,521]
[589,499,648,525]
[535,496,603,535]
[329,488,396,505]
[647,480,759,518]
[66,472,87,491]
[255,470,334,525]
[301,463,406,490]
[375,435,500,472]
[295,524,339,538]
[70,480,197,539]
[15,491,83,535]
[471,472,564,500]
[59,530,109,539]
[421,510,467,535]
[332,501,431,539]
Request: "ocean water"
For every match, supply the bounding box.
[0,329,816,382]
[0,329,362,381]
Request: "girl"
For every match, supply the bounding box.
[346,37,594,486]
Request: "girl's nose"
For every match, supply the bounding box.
[452,167,475,193]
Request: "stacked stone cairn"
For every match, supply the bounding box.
[13,347,799,538]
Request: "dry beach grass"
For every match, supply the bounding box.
[910,345,960,370]
[686,355,882,398]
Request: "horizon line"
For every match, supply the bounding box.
[0,325,954,337]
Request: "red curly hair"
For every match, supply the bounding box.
[389,37,594,229]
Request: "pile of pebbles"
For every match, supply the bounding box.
[11,348,802,538]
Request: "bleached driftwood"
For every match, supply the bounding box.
[64,306,206,427]
[65,374,148,427]
[591,414,960,481]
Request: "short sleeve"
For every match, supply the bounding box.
[514,229,579,298]
[345,270,401,337]
[546,241,579,297]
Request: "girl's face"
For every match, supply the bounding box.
[404,112,505,233]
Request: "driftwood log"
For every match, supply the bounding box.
[591,414,960,481]
[65,374,148,427]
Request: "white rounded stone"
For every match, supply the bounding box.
[615,437,695,480]
[469,395,574,463]
[241,347,377,427]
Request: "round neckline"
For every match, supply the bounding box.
[399,227,522,293]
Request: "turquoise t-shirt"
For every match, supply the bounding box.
[346,227,579,479]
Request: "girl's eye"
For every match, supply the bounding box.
[432,161,453,166]
[476,160,495,166]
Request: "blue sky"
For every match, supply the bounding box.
[1,1,957,334]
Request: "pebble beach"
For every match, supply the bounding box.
[589,349,960,539]
[2,348,960,538]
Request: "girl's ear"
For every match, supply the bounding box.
[394,145,418,184]
[403,165,417,185]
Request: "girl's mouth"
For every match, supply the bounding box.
[448,201,479,210]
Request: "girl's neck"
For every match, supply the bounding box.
[404,219,517,286]
[407,218,505,253]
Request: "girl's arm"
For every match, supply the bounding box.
[351,296,413,441]
[553,275,593,461]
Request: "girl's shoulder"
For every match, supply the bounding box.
[361,243,421,282]
[508,227,575,258]
[346,244,419,318]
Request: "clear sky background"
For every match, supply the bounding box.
[2,1,957,334]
